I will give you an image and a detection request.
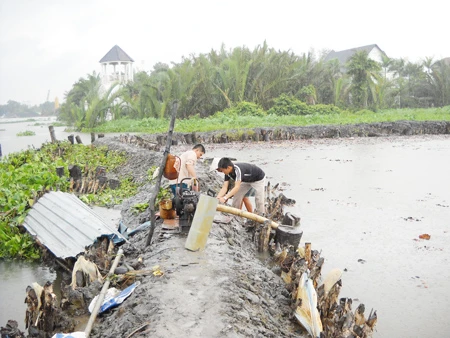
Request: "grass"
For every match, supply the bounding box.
[89,106,450,134]
[16,130,36,136]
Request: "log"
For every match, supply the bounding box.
[258,220,272,252]
[95,166,106,178]
[108,178,120,190]
[56,166,64,177]
[216,204,279,229]
[276,225,303,248]
[48,126,57,143]
[91,132,95,143]
[281,212,301,227]
[68,165,82,181]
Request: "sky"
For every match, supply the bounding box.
[1,0,449,106]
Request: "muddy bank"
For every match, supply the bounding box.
[126,121,450,146]
[3,132,378,338]
[83,137,305,337]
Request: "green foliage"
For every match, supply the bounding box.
[155,185,173,207]
[298,85,317,104]
[55,42,450,126]
[16,130,36,136]
[147,166,159,182]
[0,142,133,260]
[132,202,149,214]
[224,101,266,117]
[268,94,309,115]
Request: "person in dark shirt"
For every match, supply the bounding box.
[216,157,266,214]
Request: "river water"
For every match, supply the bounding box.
[1,118,449,337]
[0,116,124,156]
[203,135,450,338]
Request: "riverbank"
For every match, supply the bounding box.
[118,120,450,147]
[2,126,449,337]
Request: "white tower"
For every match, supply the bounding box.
[99,45,134,92]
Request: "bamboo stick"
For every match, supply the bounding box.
[216,204,279,229]
[84,248,124,338]
[145,101,178,247]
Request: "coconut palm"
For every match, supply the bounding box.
[346,51,381,109]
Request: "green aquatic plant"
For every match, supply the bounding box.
[0,142,136,260]
[16,130,36,136]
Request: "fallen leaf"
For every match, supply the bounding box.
[419,234,431,240]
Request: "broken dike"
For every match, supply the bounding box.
[11,121,448,337]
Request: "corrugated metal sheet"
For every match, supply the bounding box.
[23,191,125,259]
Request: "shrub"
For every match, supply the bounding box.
[309,104,343,115]
[224,101,267,117]
[268,94,309,116]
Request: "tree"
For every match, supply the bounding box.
[346,51,381,109]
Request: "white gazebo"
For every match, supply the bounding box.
[99,45,134,91]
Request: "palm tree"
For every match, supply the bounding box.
[346,51,381,109]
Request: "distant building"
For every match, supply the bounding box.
[325,44,387,70]
[99,45,135,92]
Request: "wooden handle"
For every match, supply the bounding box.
[216,204,279,229]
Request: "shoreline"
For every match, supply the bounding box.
[121,120,450,146]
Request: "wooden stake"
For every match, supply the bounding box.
[305,242,312,267]
[146,101,178,247]
[48,126,57,143]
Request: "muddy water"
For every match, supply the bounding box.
[0,260,59,330]
[0,117,123,156]
[1,128,449,337]
[203,135,450,338]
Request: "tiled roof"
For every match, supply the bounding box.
[100,45,134,63]
[324,44,383,64]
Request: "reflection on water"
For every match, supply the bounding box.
[0,260,58,330]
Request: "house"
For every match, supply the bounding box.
[324,44,388,71]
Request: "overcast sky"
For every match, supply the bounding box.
[1,0,449,106]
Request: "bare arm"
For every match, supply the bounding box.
[217,181,230,199]
[186,163,196,179]
[218,180,241,203]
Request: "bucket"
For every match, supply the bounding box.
[159,200,175,219]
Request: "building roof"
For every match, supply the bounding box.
[433,57,450,67]
[23,191,125,259]
[324,44,384,64]
[100,45,134,63]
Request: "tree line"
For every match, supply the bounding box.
[58,42,450,129]
[0,100,56,118]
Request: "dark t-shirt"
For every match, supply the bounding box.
[224,163,265,183]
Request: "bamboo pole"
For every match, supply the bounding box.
[84,248,124,338]
[145,101,178,247]
[216,204,279,229]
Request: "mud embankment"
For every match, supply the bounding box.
[136,121,450,146]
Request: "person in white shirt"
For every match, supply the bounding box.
[169,144,205,195]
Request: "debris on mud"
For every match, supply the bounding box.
[2,135,378,338]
